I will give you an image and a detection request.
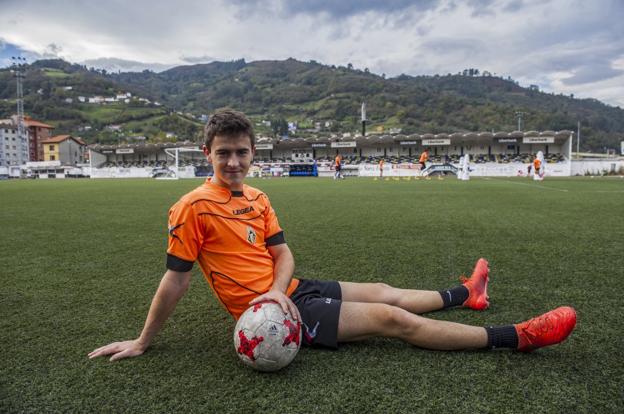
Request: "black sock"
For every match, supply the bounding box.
[438,285,469,308]
[485,325,518,349]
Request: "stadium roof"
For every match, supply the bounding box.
[88,130,574,153]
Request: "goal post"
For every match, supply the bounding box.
[160,146,206,179]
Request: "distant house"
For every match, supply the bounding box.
[41,135,87,165]
[78,96,86,103]
[22,116,55,161]
[0,119,23,167]
[65,98,73,104]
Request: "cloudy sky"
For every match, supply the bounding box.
[1,0,623,106]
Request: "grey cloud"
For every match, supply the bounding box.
[421,37,486,57]
[466,0,497,17]
[42,43,62,58]
[502,0,527,13]
[232,0,438,18]
[180,54,218,64]
[81,57,175,73]
[281,0,437,17]
[561,63,624,86]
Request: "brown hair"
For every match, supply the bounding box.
[203,109,255,149]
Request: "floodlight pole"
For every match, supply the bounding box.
[361,102,367,137]
[515,111,524,131]
[12,57,27,160]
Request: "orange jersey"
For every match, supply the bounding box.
[533,159,541,170]
[334,155,342,167]
[419,152,429,163]
[379,160,384,168]
[166,179,299,319]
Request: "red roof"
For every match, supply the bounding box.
[41,135,86,146]
[23,119,54,129]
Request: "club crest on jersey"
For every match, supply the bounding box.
[246,226,256,244]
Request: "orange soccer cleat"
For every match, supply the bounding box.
[515,306,577,352]
[460,258,490,310]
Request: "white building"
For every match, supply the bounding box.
[0,119,29,167]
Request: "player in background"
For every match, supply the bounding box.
[88,109,577,362]
[379,158,385,178]
[533,156,542,181]
[334,153,344,180]
[419,148,429,174]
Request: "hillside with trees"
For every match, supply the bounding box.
[1,58,622,151]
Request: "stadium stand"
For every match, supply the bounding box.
[82,130,590,178]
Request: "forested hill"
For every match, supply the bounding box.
[0,58,622,150]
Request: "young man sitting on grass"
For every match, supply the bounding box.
[89,109,576,362]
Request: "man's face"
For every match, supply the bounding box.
[204,134,255,190]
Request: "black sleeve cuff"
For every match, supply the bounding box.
[166,254,194,272]
[266,231,286,246]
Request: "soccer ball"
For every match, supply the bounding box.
[233,301,301,372]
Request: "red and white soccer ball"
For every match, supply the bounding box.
[233,301,301,372]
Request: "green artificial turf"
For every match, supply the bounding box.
[1,177,623,413]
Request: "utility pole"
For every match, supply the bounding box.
[361,102,367,137]
[515,111,525,131]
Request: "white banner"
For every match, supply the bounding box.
[255,144,273,150]
[498,138,517,143]
[331,141,357,148]
[523,137,554,144]
[422,139,450,146]
[399,141,418,145]
[116,148,134,154]
[311,143,327,148]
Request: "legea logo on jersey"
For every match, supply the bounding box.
[168,223,185,244]
[246,226,256,244]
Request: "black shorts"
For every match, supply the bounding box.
[290,279,342,349]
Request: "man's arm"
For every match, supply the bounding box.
[88,269,192,361]
[249,243,301,321]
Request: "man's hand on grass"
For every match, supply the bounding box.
[88,339,147,362]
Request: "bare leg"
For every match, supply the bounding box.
[340,281,444,314]
[338,302,487,350]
